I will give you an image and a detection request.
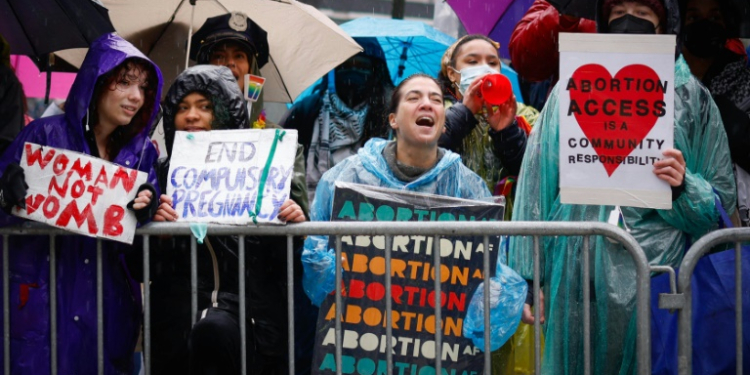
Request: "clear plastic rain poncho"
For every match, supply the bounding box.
[302,138,493,305]
[301,137,528,350]
[508,56,736,374]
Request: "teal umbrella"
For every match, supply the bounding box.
[339,17,455,85]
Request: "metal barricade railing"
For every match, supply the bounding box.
[1,221,652,375]
[659,227,748,375]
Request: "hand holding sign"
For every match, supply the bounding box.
[153,194,178,222]
[0,163,28,214]
[653,148,686,187]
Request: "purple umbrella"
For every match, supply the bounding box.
[447,0,535,59]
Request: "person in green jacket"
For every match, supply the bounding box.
[508,0,736,374]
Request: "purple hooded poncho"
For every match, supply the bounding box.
[0,33,162,375]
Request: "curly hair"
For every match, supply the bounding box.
[88,57,158,161]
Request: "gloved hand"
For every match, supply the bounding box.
[0,163,28,215]
[126,183,159,224]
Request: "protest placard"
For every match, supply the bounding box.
[311,182,504,375]
[558,33,676,209]
[16,143,147,244]
[167,128,298,225]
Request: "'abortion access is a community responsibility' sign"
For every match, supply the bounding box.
[167,129,298,225]
[558,33,676,209]
[17,143,147,244]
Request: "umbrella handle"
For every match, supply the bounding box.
[185,1,196,70]
[45,54,53,105]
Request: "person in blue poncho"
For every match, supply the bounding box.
[507,0,736,374]
[301,74,527,353]
[301,74,493,305]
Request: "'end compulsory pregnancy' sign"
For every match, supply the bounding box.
[558,33,676,209]
[167,128,298,225]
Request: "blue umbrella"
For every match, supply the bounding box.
[340,17,456,86]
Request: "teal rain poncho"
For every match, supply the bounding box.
[301,138,493,306]
[508,56,736,374]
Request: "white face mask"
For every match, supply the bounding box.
[453,64,497,95]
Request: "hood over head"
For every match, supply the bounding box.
[162,65,250,155]
[64,33,163,151]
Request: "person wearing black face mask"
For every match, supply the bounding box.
[680,0,750,225]
[281,40,394,201]
[508,0,737,373]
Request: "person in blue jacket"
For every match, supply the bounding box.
[0,33,162,375]
[302,74,527,353]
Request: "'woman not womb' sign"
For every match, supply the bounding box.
[17,143,147,244]
[558,33,676,209]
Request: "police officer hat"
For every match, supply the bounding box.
[190,12,269,68]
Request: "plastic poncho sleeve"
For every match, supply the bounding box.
[506,88,562,282]
[301,168,338,306]
[463,237,528,351]
[656,76,736,238]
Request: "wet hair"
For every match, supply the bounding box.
[437,34,500,97]
[88,57,157,161]
[388,73,443,115]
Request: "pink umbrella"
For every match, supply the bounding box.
[446,0,535,59]
[10,55,76,100]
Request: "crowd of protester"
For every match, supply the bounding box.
[0,0,747,374]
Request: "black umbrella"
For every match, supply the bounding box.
[1,0,115,102]
[0,0,115,57]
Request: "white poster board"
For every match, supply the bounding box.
[558,33,676,209]
[167,129,298,225]
[17,143,148,244]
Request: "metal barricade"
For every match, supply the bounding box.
[1,221,651,375]
[659,227,748,375]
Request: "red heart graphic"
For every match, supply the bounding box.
[568,64,666,176]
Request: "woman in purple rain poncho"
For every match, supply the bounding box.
[0,33,162,375]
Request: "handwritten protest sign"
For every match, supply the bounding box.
[17,143,147,244]
[558,33,676,209]
[167,128,298,225]
[312,183,504,375]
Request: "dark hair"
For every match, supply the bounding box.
[204,40,256,66]
[437,34,499,97]
[88,57,157,161]
[388,73,443,115]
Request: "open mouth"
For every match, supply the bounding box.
[416,116,435,127]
